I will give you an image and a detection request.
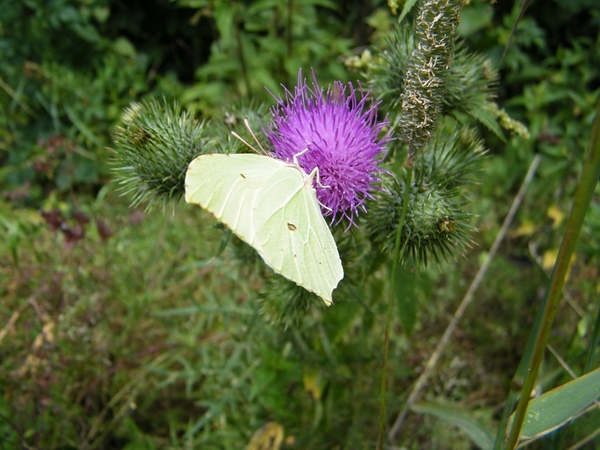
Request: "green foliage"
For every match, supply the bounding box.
[411,401,495,449]
[508,367,600,445]
[176,0,355,116]
[0,0,203,204]
[2,0,600,448]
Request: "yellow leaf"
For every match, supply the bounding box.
[547,204,565,228]
[303,366,325,400]
[512,220,537,237]
[542,249,559,271]
[542,249,576,280]
[246,422,284,450]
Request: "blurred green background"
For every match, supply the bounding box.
[1,0,599,448]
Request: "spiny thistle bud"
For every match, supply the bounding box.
[398,0,462,157]
[112,99,209,209]
[370,26,414,115]
[365,122,485,266]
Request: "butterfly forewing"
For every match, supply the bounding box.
[186,154,286,243]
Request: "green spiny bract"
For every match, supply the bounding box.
[112,99,210,210]
[368,26,414,116]
[258,276,319,327]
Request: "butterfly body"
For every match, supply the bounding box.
[185,153,343,305]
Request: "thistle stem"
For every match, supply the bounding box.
[378,165,413,449]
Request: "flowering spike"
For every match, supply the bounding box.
[265,69,391,226]
[399,0,462,158]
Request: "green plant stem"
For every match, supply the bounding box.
[378,165,413,449]
[500,0,533,64]
[505,101,600,448]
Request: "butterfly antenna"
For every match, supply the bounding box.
[230,119,266,155]
[230,129,259,154]
[230,118,270,156]
[245,119,270,155]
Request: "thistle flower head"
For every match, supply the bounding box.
[265,69,391,226]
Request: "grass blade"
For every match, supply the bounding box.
[412,401,494,450]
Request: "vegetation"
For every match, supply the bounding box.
[1,0,599,448]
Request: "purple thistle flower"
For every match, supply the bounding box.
[265,69,391,226]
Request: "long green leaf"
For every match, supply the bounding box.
[412,401,494,450]
[399,0,418,23]
[507,368,600,443]
[64,103,103,148]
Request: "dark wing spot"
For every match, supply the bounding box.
[287,223,297,231]
[240,173,246,179]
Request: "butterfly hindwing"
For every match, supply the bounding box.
[253,166,343,304]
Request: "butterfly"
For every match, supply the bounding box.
[184,121,343,305]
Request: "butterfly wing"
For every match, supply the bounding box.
[185,153,343,305]
[252,165,343,305]
[185,153,287,243]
